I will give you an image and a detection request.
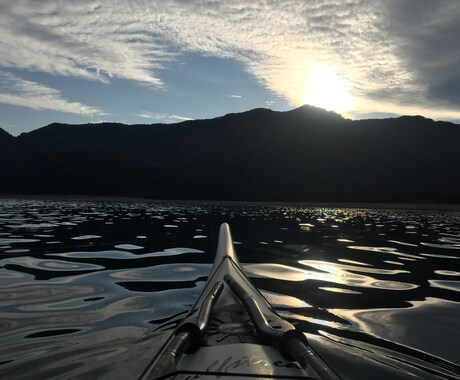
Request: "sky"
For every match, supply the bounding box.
[1,0,460,135]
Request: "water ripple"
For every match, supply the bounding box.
[347,245,422,260]
[0,200,459,379]
[1,257,104,271]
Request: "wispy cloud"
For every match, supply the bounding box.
[0,71,103,115]
[136,111,193,123]
[0,2,170,86]
[0,1,459,119]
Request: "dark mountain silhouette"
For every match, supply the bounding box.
[1,105,459,203]
[0,127,12,141]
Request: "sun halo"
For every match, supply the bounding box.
[303,66,355,114]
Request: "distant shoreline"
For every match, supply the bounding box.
[1,193,460,211]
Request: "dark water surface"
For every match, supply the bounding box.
[0,199,459,379]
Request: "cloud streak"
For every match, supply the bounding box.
[0,72,103,115]
[136,111,193,123]
[0,1,459,119]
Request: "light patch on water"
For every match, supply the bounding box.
[109,264,208,281]
[329,298,460,364]
[0,238,40,244]
[163,248,204,255]
[193,235,207,239]
[244,261,417,291]
[260,289,311,308]
[298,260,416,291]
[397,257,417,261]
[300,260,409,275]
[50,250,187,259]
[387,240,418,247]
[7,223,59,228]
[439,233,460,246]
[136,236,147,239]
[348,245,398,253]
[0,269,27,280]
[4,249,30,253]
[384,260,405,266]
[279,310,348,330]
[319,287,362,294]
[337,238,355,243]
[2,256,104,271]
[163,224,178,228]
[421,242,460,250]
[420,253,460,259]
[372,280,417,290]
[50,251,136,259]
[72,235,102,240]
[338,259,371,267]
[434,270,460,276]
[347,245,422,260]
[243,263,310,281]
[299,223,314,231]
[0,284,103,310]
[114,244,144,250]
[429,280,460,292]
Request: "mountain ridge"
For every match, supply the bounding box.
[0,105,459,203]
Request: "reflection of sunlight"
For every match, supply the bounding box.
[429,279,460,292]
[244,261,417,291]
[328,298,460,364]
[243,263,309,281]
[347,245,422,260]
[298,260,417,291]
[303,66,355,113]
[319,287,362,294]
[260,289,311,308]
[278,310,346,330]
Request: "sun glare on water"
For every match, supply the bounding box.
[303,66,355,113]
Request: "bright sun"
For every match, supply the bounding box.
[303,66,355,113]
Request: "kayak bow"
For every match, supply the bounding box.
[141,223,340,380]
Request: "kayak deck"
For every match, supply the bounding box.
[141,223,338,380]
[176,344,311,379]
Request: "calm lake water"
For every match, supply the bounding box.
[0,199,459,379]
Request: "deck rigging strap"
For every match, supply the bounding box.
[144,281,224,379]
[224,274,341,380]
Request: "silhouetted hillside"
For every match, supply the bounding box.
[0,128,12,141]
[1,105,459,203]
